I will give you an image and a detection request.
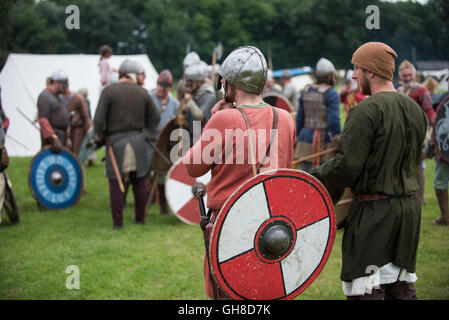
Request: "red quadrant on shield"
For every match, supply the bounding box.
[263,176,329,230]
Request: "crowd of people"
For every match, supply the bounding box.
[180,42,449,300]
[1,41,448,300]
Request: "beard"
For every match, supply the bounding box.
[402,78,415,91]
[224,82,236,104]
[58,84,67,95]
[402,79,412,85]
[360,76,371,96]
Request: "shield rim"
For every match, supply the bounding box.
[3,172,20,223]
[28,146,84,210]
[262,92,293,113]
[434,95,449,163]
[209,168,336,300]
[165,157,209,225]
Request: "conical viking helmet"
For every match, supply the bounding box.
[50,70,69,84]
[120,59,145,75]
[118,59,135,75]
[183,51,201,70]
[218,46,267,95]
[315,58,336,77]
[184,62,207,81]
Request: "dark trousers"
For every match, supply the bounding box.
[347,281,418,300]
[108,172,147,227]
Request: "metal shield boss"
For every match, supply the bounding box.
[165,158,211,225]
[28,146,83,210]
[434,96,449,162]
[209,169,336,300]
[262,92,293,113]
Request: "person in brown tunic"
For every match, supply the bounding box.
[94,59,160,229]
[61,84,92,157]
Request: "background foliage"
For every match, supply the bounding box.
[1,0,448,79]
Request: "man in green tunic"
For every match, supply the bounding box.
[310,42,427,300]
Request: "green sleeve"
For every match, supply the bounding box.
[310,104,375,201]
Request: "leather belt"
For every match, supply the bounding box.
[355,193,415,202]
[355,194,391,202]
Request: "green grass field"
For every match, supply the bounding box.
[1,125,449,300]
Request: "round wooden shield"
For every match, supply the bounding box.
[153,117,177,174]
[2,172,20,223]
[165,158,211,225]
[209,169,336,300]
[28,146,84,210]
[434,95,449,163]
[262,92,293,113]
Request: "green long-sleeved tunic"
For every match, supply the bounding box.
[310,91,427,281]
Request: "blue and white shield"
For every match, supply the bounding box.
[28,147,83,210]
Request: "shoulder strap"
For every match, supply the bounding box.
[236,106,278,176]
[236,107,257,176]
[259,106,278,173]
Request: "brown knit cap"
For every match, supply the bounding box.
[351,42,398,81]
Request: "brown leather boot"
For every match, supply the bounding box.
[433,189,449,226]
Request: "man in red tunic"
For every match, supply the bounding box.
[397,60,435,124]
[398,60,435,204]
[183,46,296,299]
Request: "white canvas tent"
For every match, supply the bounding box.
[290,74,314,93]
[0,53,158,156]
[273,67,314,93]
[419,68,449,91]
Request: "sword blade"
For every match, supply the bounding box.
[147,139,172,166]
[5,134,29,150]
[15,107,40,131]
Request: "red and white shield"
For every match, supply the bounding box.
[165,158,211,225]
[209,169,336,300]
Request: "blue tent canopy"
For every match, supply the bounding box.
[273,67,314,78]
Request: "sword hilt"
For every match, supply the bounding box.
[192,182,207,220]
[192,181,219,299]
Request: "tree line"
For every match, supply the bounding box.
[1,0,448,79]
